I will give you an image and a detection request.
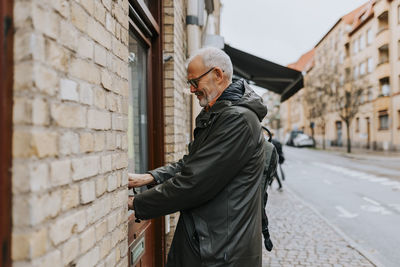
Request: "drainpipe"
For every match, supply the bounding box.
[187,0,202,135]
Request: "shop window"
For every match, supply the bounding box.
[378,110,389,130]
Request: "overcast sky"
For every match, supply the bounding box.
[220,0,368,66]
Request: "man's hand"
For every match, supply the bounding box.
[128,173,155,188]
[128,196,134,210]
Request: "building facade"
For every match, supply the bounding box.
[5,0,221,266]
[283,0,400,151]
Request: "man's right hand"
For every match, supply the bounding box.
[128,173,155,188]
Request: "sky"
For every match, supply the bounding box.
[220,0,368,66]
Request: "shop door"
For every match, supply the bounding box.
[127,1,165,266]
[0,0,13,266]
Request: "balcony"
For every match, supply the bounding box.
[374,0,390,20]
[375,27,390,48]
[375,61,390,79]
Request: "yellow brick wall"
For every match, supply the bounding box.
[12,0,129,266]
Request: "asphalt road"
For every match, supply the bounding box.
[280,146,400,267]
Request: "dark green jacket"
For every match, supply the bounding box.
[134,80,268,267]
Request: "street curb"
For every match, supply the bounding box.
[284,185,384,267]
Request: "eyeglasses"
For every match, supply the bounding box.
[187,67,215,89]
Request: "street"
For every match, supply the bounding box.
[279,146,400,267]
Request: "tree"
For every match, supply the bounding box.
[332,82,363,153]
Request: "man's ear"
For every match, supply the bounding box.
[214,67,224,81]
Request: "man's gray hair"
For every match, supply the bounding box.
[187,47,233,82]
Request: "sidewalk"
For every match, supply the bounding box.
[262,188,376,267]
[312,145,400,159]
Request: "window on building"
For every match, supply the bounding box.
[359,35,365,51]
[368,87,374,101]
[355,117,360,132]
[378,44,389,65]
[379,77,390,96]
[398,5,400,24]
[367,28,373,45]
[398,110,400,129]
[367,57,373,73]
[353,66,359,79]
[378,110,389,130]
[360,62,366,76]
[353,39,359,54]
[378,11,389,32]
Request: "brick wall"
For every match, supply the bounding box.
[163,0,191,253]
[12,0,130,266]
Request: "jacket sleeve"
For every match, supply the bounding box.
[134,112,257,220]
[148,155,187,184]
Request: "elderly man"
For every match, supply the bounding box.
[128,47,268,267]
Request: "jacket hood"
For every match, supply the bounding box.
[218,79,268,122]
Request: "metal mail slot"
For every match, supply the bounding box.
[130,236,145,266]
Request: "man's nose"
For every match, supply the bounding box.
[190,84,197,93]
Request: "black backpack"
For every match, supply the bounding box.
[261,126,278,251]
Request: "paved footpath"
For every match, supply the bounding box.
[262,187,376,267]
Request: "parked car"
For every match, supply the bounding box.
[293,133,315,147]
[285,130,304,146]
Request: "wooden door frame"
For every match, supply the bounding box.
[128,0,165,266]
[0,0,14,266]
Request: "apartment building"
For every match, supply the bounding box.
[284,0,400,151]
[2,0,221,266]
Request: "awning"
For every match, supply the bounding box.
[224,44,303,102]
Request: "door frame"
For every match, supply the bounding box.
[128,1,165,266]
[0,0,14,266]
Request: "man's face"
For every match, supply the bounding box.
[187,56,219,107]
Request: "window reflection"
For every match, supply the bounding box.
[128,32,148,177]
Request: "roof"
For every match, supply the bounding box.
[223,44,303,102]
[349,1,375,35]
[287,49,315,73]
[315,1,372,47]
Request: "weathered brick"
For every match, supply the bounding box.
[96,176,107,196]
[62,185,80,211]
[94,44,107,66]
[87,17,111,49]
[32,5,59,39]
[31,191,61,225]
[80,0,94,14]
[80,82,94,105]
[94,132,105,151]
[105,13,115,34]
[50,159,71,186]
[107,173,117,192]
[11,232,30,261]
[101,155,112,173]
[31,131,58,158]
[34,64,59,96]
[60,78,79,101]
[111,153,128,170]
[70,58,101,84]
[30,228,48,258]
[46,40,70,72]
[87,109,111,130]
[59,19,78,51]
[80,132,94,153]
[77,36,94,59]
[32,97,49,126]
[14,61,33,92]
[12,196,30,227]
[99,235,111,259]
[95,220,108,241]
[80,227,96,253]
[76,246,99,267]
[32,249,61,267]
[112,37,127,60]
[94,0,106,25]
[72,156,99,180]
[29,162,49,192]
[94,87,106,109]
[105,249,116,266]
[62,237,79,265]
[101,69,113,90]
[49,210,86,245]
[80,180,96,204]
[13,97,32,124]
[51,103,86,128]
[59,131,79,155]
[71,1,88,32]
